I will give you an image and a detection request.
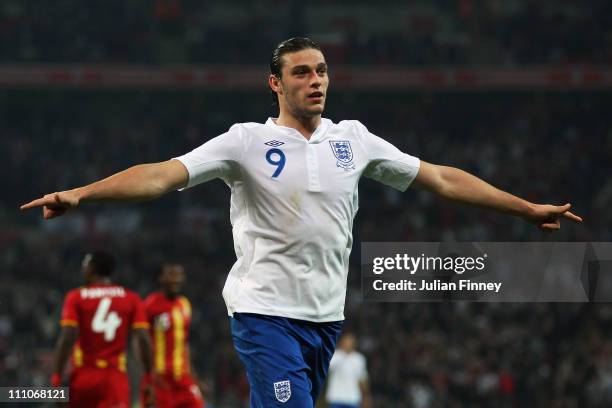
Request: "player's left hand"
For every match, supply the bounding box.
[524,203,582,232]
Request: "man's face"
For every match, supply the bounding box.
[159,264,185,297]
[273,48,329,118]
[339,334,356,352]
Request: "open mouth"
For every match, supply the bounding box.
[308,92,324,100]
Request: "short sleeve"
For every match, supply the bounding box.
[60,291,79,327]
[174,124,246,189]
[355,121,420,191]
[131,293,150,330]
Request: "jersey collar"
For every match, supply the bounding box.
[265,117,331,143]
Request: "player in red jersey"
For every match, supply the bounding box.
[141,263,205,408]
[52,251,154,408]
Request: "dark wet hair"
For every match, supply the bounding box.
[270,37,322,78]
[269,37,322,105]
[88,251,116,277]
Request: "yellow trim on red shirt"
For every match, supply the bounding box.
[178,296,191,317]
[172,306,185,380]
[95,359,108,368]
[60,319,78,327]
[73,345,83,367]
[154,321,166,374]
[119,352,127,372]
[132,322,150,329]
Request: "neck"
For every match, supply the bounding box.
[163,290,178,300]
[276,111,321,140]
[90,278,111,285]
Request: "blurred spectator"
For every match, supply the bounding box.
[1,1,612,65]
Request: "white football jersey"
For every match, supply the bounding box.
[175,118,420,322]
[326,350,368,405]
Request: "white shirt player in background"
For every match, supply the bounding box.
[22,37,582,407]
[326,333,372,408]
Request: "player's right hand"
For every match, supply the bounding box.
[20,190,80,219]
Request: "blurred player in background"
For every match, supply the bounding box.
[51,251,154,408]
[325,333,372,408]
[24,37,582,407]
[141,263,205,407]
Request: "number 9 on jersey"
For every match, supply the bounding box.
[266,148,285,178]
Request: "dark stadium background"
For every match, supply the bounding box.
[1,1,611,407]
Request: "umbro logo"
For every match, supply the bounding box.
[265,140,284,147]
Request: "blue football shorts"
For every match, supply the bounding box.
[230,312,344,407]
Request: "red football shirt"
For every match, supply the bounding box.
[143,292,192,381]
[60,283,150,372]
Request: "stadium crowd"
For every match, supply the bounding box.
[0,0,611,65]
[1,89,610,406]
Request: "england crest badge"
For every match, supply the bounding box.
[329,140,355,170]
[273,380,291,403]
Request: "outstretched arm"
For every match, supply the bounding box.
[412,161,582,231]
[20,160,188,219]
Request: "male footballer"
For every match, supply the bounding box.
[52,251,154,407]
[23,37,582,407]
[142,263,205,407]
[326,332,372,408]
